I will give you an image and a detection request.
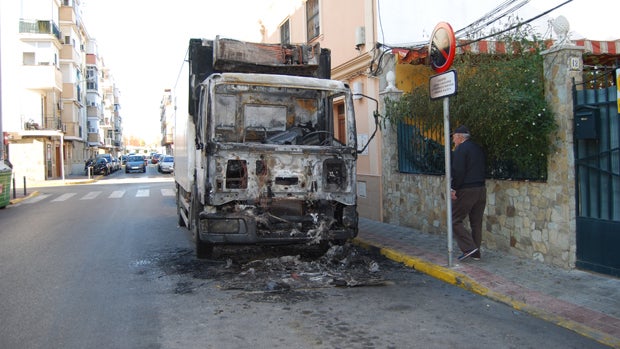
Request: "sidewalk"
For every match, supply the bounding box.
[353,217,620,348]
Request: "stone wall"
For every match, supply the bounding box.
[380,46,584,269]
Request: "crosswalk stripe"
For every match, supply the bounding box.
[20,188,176,204]
[52,193,76,202]
[24,194,51,204]
[80,191,101,200]
[109,190,125,198]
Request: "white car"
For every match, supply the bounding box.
[157,155,174,173]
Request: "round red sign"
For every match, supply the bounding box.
[429,22,456,73]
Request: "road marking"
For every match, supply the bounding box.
[161,188,175,197]
[80,191,101,200]
[136,189,150,197]
[109,190,125,198]
[52,193,77,202]
[24,194,51,204]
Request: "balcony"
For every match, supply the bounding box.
[162,133,174,145]
[59,5,79,28]
[23,114,66,131]
[60,44,83,62]
[87,133,100,144]
[21,65,63,91]
[19,19,62,41]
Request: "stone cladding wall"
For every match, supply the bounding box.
[380,46,584,269]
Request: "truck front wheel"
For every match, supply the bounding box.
[191,186,213,259]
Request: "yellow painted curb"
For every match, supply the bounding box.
[353,237,620,348]
[9,191,40,205]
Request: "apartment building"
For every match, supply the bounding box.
[0,0,122,181]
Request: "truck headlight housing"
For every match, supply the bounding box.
[323,159,347,191]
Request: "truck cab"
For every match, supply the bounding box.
[175,38,358,257]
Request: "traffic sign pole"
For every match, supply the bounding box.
[443,97,453,267]
[429,22,457,266]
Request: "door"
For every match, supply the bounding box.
[573,70,620,277]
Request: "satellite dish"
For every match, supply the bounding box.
[429,22,456,73]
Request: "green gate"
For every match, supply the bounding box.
[573,68,620,277]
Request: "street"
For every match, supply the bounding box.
[0,165,609,349]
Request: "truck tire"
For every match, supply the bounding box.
[191,186,213,259]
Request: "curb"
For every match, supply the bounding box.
[9,190,40,205]
[353,237,620,349]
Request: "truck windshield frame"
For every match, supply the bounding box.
[208,81,350,147]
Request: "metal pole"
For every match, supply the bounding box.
[23,176,26,196]
[60,133,65,181]
[443,97,453,267]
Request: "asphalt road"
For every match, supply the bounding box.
[0,166,609,348]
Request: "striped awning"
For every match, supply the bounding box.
[395,39,620,68]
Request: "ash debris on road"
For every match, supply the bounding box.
[149,243,398,299]
[220,243,387,291]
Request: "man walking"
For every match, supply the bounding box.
[450,125,486,261]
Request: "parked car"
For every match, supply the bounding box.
[96,154,118,172]
[157,155,174,173]
[111,157,120,171]
[93,157,111,176]
[151,153,162,164]
[125,155,146,173]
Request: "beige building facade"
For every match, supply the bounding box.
[260,0,384,221]
[257,0,620,274]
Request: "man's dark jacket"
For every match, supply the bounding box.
[451,139,486,190]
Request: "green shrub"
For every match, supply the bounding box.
[385,51,557,180]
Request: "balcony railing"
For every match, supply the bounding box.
[23,115,63,131]
[19,19,62,41]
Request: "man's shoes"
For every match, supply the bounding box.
[472,250,481,261]
[457,248,479,261]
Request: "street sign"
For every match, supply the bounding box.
[429,69,457,100]
[429,22,456,73]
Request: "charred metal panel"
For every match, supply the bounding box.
[208,145,356,206]
[194,71,357,245]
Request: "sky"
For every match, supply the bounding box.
[80,0,620,143]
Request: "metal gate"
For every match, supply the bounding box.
[573,67,620,277]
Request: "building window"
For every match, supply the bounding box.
[280,19,290,45]
[86,67,98,90]
[306,0,319,41]
[23,52,35,65]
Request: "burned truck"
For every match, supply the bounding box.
[175,37,358,258]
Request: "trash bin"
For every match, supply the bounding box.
[0,161,12,209]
